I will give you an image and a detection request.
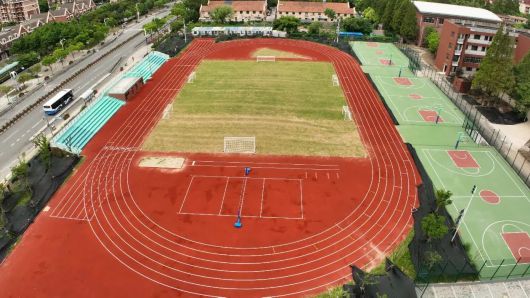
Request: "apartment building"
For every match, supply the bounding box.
[0,0,40,23]
[199,0,267,22]
[276,1,354,22]
[413,1,501,46]
[434,20,530,76]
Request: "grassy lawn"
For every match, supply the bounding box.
[370,230,416,279]
[143,60,365,157]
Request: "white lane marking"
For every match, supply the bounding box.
[2,129,19,143]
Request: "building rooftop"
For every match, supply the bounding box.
[108,77,142,94]
[201,1,266,13]
[277,1,353,14]
[413,1,502,23]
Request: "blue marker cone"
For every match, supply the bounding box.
[234,215,242,228]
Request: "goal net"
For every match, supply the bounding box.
[187,71,196,83]
[332,74,339,86]
[224,137,256,153]
[342,105,352,121]
[256,56,276,62]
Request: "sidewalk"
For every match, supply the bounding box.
[417,278,530,297]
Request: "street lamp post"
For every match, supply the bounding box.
[104,18,109,27]
[59,38,66,49]
[136,3,140,22]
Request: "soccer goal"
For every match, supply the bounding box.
[224,137,256,153]
[332,74,339,87]
[342,105,352,121]
[256,56,276,62]
[187,71,196,83]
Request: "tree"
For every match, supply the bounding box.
[53,48,68,66]
[170,20,184,33]
[421,213,449,242]
[435,189,453,213]
[490,0,519,15]
[426,29,440,54]
[472,25,515,105]
[424,250,443,269]
[16,72,33,87]
[38,0,49,12]
[16,51,39,68]
[362,7,379,24]
[308,21,323,36]
[324,8,336,21]
[0,85,13,98]
[267,0,278,8]
[29,63,42,75]
[391,0,408,32]
[210,5,233,23]
[514,53,530,113]
[381,0,397,30]
[33,134,52,172]
[400,2,418,42]
[342,17,373,34]
[0,182,7,230]
[273,16,300,34]
[42,55,57,73]
[144,17,167,32]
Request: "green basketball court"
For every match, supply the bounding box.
[417,146,530,279]
[350,41,410,67]
[371,75,465,126]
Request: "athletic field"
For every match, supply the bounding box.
[143,60,365,157]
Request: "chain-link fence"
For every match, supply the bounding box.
[397,43,530,188]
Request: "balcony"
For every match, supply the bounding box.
[465,49,486,56]
[467,38,491,45]
[457,38,465,44]
[454,49,462,56]
[452,60,459,67]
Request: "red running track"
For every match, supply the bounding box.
[0,39,420,297]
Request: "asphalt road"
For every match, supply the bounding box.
[0,8,171,179]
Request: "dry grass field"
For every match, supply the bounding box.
[142,60,365,157]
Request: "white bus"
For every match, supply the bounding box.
[43,89,74,115]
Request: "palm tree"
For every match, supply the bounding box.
[435,189,453,213]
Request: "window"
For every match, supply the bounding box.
[439,18,444,24]
[252,11,255,14]
[463,57,482,64]
[451,31,455,37]
[473,34,480,39]
[466,67,472,71]
[471,45,478,51]
[448,42,452,49]
[423,16,435,23]
[481,47,486,52]
[246,11,249,13]
[488,36,493,41]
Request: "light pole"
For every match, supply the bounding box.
[451,185,477,242]
[104,17,109,27]
[43,116,53,134]
[59,38,66,49]
[136,3,140,22]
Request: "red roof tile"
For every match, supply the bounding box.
[202,1,266,13]
[277,1,353,15]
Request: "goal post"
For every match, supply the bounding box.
[224,137,256,153]
[256,56,276,62]
[332,74,339,86]
[342,105,352,121]
[187,71,196,83]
